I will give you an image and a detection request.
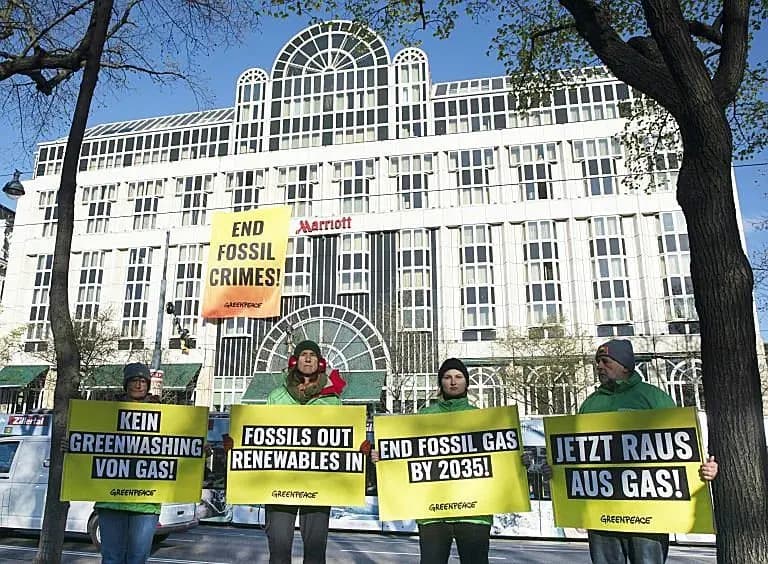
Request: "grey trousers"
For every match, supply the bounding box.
[587,530,669,564]
[265,504,330,564]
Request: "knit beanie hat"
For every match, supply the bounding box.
[123,362,151,390]
[595,340,635,370]
[293,340,322,359]
[437,358,470,388]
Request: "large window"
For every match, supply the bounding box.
[448,149,495,206]
[510,143,560,201]
[460,225,496,333]
[333,159,375,214]
[398,229,432,330]
[82,184,116,234]
[174,244,205,337]
[268,21,390,151]
[658,212,697,333]
[524,221,563,326]
[338,233,370,293]
[389,153,433,210]
[26,255,52,350]
[75,251,107,337]
[177,175,212,226]
[284,237,311,295]
[278,164,318,217]
[393,48,428,139]
[589,217,633,335]
[128,179,164,230]
[234,68,268,154]
[38,190,58,238]
[226,169,265,212]
[573,137,623,196]
[121,248,153,341]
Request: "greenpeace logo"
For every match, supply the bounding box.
[428,501,477,512]
[109,488,157,497]
[600,514,652,525]
[271,490,318,499]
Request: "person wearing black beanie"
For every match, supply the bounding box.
[419,358,492,563]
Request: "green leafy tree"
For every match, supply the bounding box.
[293,0,768,559]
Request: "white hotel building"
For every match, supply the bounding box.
[0,21,756,414]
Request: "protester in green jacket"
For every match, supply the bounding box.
[95,362,161,564]
[541,340,718,564]
[264,340,346,564]
[416,358,493,564]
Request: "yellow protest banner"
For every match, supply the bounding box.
[226,405,367,506]
[544,407,714,533]
[61,399,208,503]
[202,206,291,319]
[373,406,530,521]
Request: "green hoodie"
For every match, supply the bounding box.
[579,371,676,414]
[267,383,342,406]
[416,396,493,527]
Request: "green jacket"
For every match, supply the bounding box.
[416,396,493,527]
[267,385,342,406]
[579,371,676,414]
[95,393,162,515]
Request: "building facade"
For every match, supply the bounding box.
[0,21,758,414]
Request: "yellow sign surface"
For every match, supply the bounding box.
[227,405,367,506]
[374,406,530,521]
[544,407,714,533]
[61,400,208,503]
[202,206,291,318]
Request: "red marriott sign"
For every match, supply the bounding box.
[296,216,352,234]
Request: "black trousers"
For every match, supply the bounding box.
[265,504,330,564]
[418,521,491,564]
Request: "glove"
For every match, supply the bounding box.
[359,439,372,455]
[222,433,234,452]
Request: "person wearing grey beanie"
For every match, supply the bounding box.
[537,339,719,564]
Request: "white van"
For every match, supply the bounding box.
[0,413,198,546]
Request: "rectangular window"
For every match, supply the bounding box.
[524,221,563,325]
[278,164,318,217]
[226,169,265,212]
[128,179,164,230]
[589,217,632,324]
[389,154,433,210]
[658,212,697,323]
[174,244,204,336]
[650,149,681,193]
[338,233,370,293]
[284,236,311,295]
[122,248,153,339]
[38,191,58,238]
[82,184,116,233]
[572,138,622,196]
[176,175,212,226]
[333,159,374,214]
[448,149,495,206]
[510,143,559,201]
[27,255,53,345]
[460,225,496,329]
[399,229,432,330]
[75,251,107,337]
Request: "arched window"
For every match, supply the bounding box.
[523,365,579,415]
[268,21,391,150]
[468,367,504,408]
[392,48,429,138]
[234,68,268,153]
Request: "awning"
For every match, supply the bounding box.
[87,363,202,390]
[0,365,49,388]
[241,370,386,404]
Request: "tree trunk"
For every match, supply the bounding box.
[676,108,768,563]
[35,1,113,563]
